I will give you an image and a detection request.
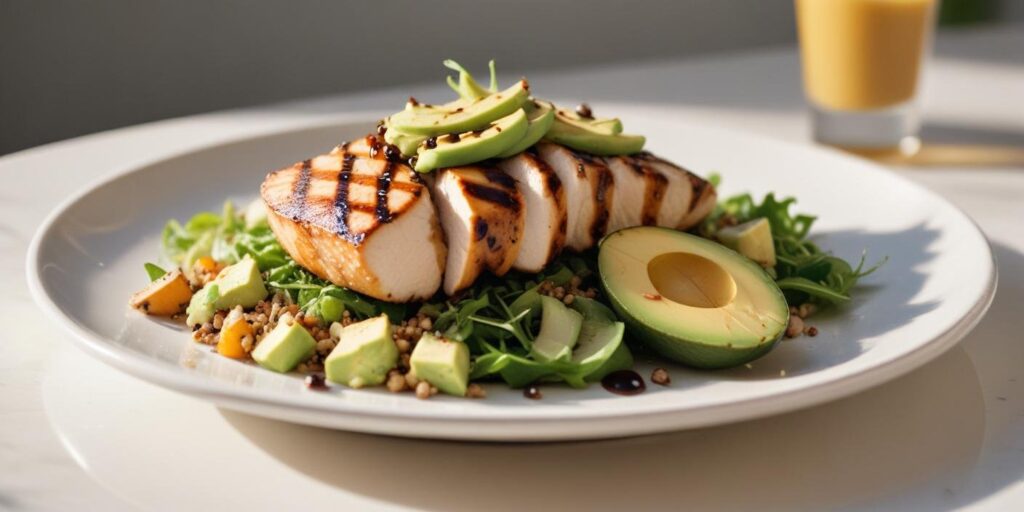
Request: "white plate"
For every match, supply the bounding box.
[26,113,996,441]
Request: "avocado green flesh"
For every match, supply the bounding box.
[530,296,583,362]
[388,80,529,136]
[184,257,267,327]
[554,109,623,135]
[599,227,789,369]
[544,119,646,156]
[383,126,427,156]
[569,297,631,380]
[411,333,470,396]
[496,297,630,388]
[252,319,317,373]
[325,315,398,388]
[210,257,267,310]
[717,217,776,268]
[414,108,529,172]
[496,101,555,157]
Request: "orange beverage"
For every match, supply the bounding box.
[795,0,938,149]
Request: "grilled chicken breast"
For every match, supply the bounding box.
[636,152,717,230]
[432,165,525,296]
[603,156,668,232]
[496,151,568,273]
[262,137,446,302]
[535,143,614,252]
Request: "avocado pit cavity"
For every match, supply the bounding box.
[647,252,737,309]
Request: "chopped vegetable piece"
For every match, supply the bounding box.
[217,309,252,359]
[129,269,193,316]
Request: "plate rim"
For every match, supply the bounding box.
[25,115,998,439]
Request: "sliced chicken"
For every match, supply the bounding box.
[496,151,568,273]
[603,156,668,232]
[535,143,614,251]
[261,136,446,302]
[636,152,717,230]
[432,165,525,296]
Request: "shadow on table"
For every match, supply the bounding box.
[220,342,984,511]
[842,122,1024,168]
[715,223,940,381]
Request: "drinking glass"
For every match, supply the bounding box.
[796,0,939,154]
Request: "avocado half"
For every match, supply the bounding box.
[598,227,789,369]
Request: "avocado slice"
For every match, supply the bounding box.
[413,108,529,172]
[324,314,398,388]
[410,333,470,396]
[251,314,317,373]
[530,295,584,363]
[387,80,530,136]
[598,227,789,369]
[717,218,776,268]
[553,107,623,136]
[544,118,645,156]
[383,126,427,156]
[495,100,556,158]
[495,297,630,388]
[568,297,630,381]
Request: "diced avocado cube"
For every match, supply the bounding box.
[251,317,316,373]
[211,256,267,310]
[410,333,470,397]
[717,218,776,268]
[324,315,398,388]
[530,295,583,363]
[185,283,219,327]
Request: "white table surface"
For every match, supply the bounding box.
[2,25,1022,512]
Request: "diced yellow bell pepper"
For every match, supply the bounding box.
[218,309,254,359]
[130,269,193,316]
[196,256,221,276]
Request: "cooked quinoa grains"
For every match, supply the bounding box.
[651,368,671,386]
[786,315,805,338]
[415,380,432,399]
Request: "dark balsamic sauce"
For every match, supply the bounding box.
[305,374,328,390]
[383,144,402,162]
[523,385,542,400]
[601,370,646,396]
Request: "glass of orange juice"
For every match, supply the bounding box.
[796,0,939,153]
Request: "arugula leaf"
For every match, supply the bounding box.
[144,262,167,282]
[701,185,884,306]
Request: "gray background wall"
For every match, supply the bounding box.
[0,0,800,154]
[2,1,1018,155]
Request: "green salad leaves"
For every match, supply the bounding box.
[701,179,885,306]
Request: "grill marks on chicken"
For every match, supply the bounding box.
[262,135,715,302]
[535,143,614,252]
[432,165,525,295]
[261,136,445,302]
[603,155,668,232]
[635,151,717,230]
[496,151,568,273]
